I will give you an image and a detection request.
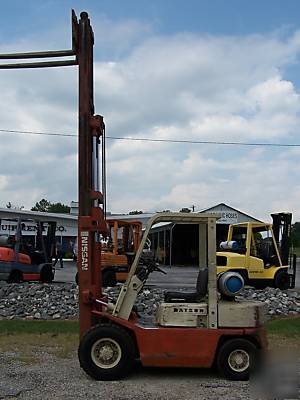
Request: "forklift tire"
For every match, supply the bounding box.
[102,270,117,287]
[8,270,22,283]
[274,270,289,290]
[40,264,54,283]
[78,323,135,380]
[217,338,257,381]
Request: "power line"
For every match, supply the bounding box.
[0,129,75,137]
[107,136,300,147]
[0,128,299,147]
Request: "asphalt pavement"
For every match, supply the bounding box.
[54,260,300,289]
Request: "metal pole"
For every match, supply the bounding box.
[0,49,75,59]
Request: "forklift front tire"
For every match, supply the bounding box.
[217,338,257,381]
[274,270,289,290]
[8,270,22,283]
[78,323,136,380]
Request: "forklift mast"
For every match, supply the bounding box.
[0,11,107,336]
[35,221,57,263]
[75,12,108,336]
[271,212,292,265]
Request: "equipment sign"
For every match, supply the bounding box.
[80,231,89,271]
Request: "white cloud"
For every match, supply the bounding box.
[1,22,300,220]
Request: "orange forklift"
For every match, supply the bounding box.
[74,218,142,286]
[0,218,56,283]
[0,11,267,381]
[102,219,142,285]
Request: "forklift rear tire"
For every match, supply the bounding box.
[274,270,289,290]
[8,270,22,283]
[78,323,135,380]
[217,338,257,381]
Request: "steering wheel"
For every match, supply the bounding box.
[153,264,167,275]
[145,259,167,275]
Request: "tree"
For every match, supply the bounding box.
[48,202,71,213]
[128,210,143,215]
[291,222,300,248]
[31,199,70,214]
[31,199,51,212]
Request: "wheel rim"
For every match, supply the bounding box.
[91,338,122,369]
[228,349,250,372]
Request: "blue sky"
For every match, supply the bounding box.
[2,0,300,37]
[0,1,300,220]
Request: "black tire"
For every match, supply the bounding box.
[217,338,257,381]
[102,269,117,287]
[40,264,54,283]
[253,280,268,290]
[8,270,22,283]
[78,323,136,380]
[274,270,289,290]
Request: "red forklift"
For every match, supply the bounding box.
[0,11,267,381]
[0,218,56,283]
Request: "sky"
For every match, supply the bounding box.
[1,1,300,221]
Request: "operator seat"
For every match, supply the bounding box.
[164,268,208,302]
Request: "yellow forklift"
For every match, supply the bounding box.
[217,213,296,290]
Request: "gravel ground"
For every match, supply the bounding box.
[0,281,299,320]
[1,265,299,399]
[0,353,254,400]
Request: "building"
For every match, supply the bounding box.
[70,201,152,228]
[0,207,78,255]
[0,205,151,256]
[0,202,260,263]
[148,203,261,266]
[200,202,261,242]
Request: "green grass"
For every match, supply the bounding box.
[0,320,79,364]
[266,317,300,338]
[0,319,79,335]
[0,317,299,337]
